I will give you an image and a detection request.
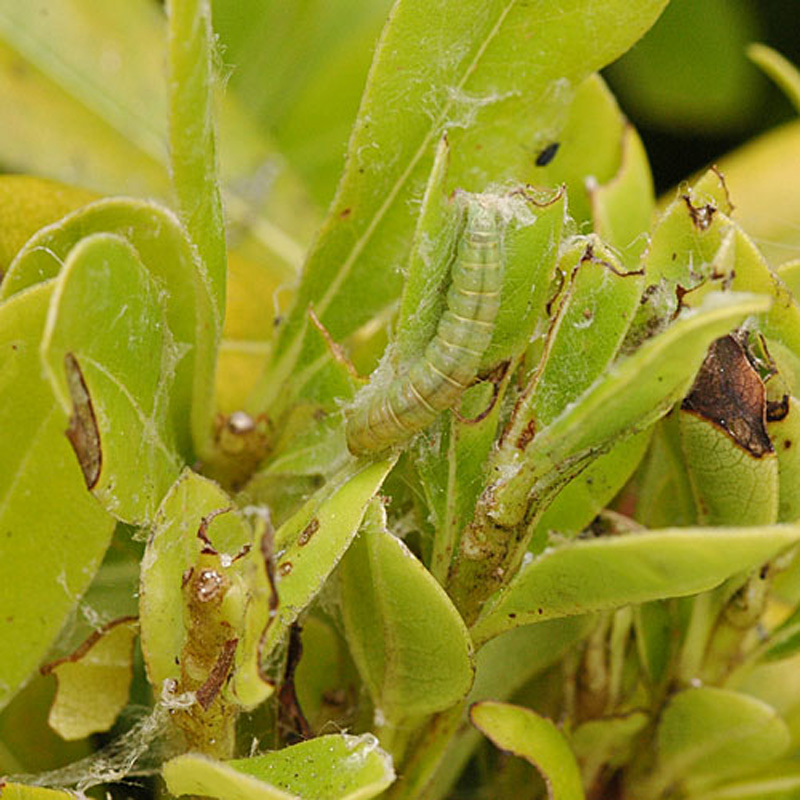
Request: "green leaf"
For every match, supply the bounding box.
[40,233,183,523]
[633,601,675,688]
[0,785,76,800]
[256,0,669,412]
[213,0,393,206]
[166,0,227,318]
[709,121,800,268]
[534,429,653,538]
[633,413,697,528]
[40,617,137,741]
[679,411,779,526]
[689,767,800,800]
[255,407,351,480]
[471,524,800,644]
[470,618,592,705]
[537,74,627,231]
[260,458,397,660]
[524,238,645,430]
[281,318,360,414]
[163,734,395,800]
[646,687,791,796]
[418,378,511,583]
[293,614,358,733]
[139,469,263,703]
[0,282,115,712]
[471,701,585,800]
[714,222,800,374]
[0,669,94,774]
[635,168,795,347]
[490,292,770,528]
[339,500,474,722]
[571,712,649,790]
[606,0,762,133]
[748,44,800,115]
[0,33,168,198]
[777,260,800,301]
[416,618,593,800]
[391,135,457,368]
[0,176,95,274]
[769,397,800,523]
[758,606,800,665]
[2,198,220,460]
[64,530,142,652]
[589,123,654,265]
[484,191,566,369]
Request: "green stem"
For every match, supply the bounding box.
[677,590,722,683]
[166,0,227,461]
[166,0,227,304]
[429,418,461,585]
[384,705,464,800]
[607,606,634,713]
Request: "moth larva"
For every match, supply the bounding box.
[346,200,502,455]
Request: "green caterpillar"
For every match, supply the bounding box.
[346,200,502,455]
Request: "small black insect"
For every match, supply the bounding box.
[535,142,560,167]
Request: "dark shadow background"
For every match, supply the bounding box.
[603,0,800,194]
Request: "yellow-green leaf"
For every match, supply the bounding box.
[471,702,585,800]
[163,734,395,800]
[0,282,114,712]
[472,524,800,644]
[339,500,474,722]
[41,617,137,741]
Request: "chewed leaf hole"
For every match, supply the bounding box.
[64,352,102,489]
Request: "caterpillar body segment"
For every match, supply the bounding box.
[346,201,503,455]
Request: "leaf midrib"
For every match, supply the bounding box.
[313,0,520,322]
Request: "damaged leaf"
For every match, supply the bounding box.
[253,0,669,415]
[680,334,778,526]
[682,335,773,459]
[259,458,396,660]
[0,282,114,712]
[139,469,264,700]
[63,352,101,489]
[2,198,220,462]
[40,617,138,741]
[40,233,182,523]
[489,292,770,529]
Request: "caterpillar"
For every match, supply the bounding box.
[346,200,502,455]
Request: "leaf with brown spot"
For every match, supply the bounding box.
[196,638,239,711]
[681,334,772,458]
[0,282,114,712]
[41,232,183,524]
[63,352,101,489]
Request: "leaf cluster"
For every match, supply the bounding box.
[2,2,800,800]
